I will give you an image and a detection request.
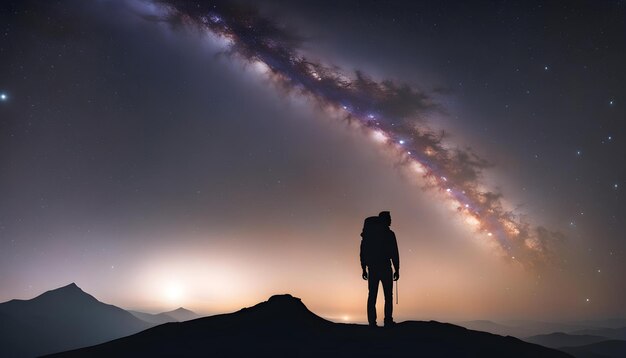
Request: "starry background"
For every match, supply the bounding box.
[0,0,624,322]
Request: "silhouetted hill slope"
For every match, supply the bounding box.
[458,320,626,339]
[52,294,572,357]
[457,320,533,338]
[503,320,593,336]
[569,327,626,341]
[0,283,152,357]
[525,332,610,348]
[130,307,200,324]
[559,340,626,358]
[568,319,626,330]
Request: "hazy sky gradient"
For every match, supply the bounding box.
[1,0,624,323]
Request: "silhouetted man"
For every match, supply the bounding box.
[360,211,400,327]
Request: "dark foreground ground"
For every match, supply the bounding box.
[49,294,571,358]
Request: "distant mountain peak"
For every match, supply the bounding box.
[47,282,87,295]
[0,283,151,357]
[29,282,101,305]
[163,307,195,314]
[59,282,82,291]
[161,306,200,322]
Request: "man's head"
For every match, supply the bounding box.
[378,211,391,227]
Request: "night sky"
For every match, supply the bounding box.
[1,0,625,322]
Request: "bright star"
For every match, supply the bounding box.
[209,14,222,23]
[609,100,614,105]
[0,93,7,101]
[399,140,405,145]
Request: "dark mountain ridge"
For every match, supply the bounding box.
[51,294,572,357]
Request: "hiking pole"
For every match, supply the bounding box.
[396,278,398,305]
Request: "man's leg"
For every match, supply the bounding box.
[381,266,394,325]
[367,269,380,326]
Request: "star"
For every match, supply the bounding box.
[544,65,549,71]
[209,14,222,23]
[609,100,614,105]
[0,93,7,101]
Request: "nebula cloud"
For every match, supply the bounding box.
[147,0,563,268]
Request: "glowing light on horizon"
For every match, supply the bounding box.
[163,282,185,303]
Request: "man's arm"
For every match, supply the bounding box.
[390,231,399,277]
[360,239,368,280]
